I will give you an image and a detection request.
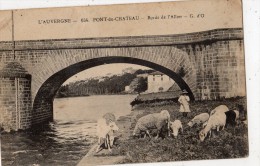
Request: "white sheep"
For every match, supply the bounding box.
[205,109,238,127]
[199,112,226,142]
[233,109,239,122]
[202,121,208,128]
[170,120,183,138]
[96,118,119,152]
[133,110,171,139]
[210,105,229,116]
[187,113,210,127]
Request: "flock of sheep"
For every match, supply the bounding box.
[133,105,240,142]
[95,105,242,153]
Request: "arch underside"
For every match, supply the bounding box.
[32,56,195,124]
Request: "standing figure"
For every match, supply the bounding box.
[178,89,190,117]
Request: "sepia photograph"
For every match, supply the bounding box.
[0,0,259,165]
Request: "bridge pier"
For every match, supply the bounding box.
[0,62,32,131]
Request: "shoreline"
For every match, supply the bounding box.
[55,93,139,99]
[77,96,248,165]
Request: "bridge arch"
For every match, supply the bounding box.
[32,49,196,125]
[30,46,196,101]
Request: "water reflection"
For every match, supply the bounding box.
[1,95,136,166]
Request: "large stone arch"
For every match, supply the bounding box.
[30,46,196,100]
[31,46,196,124]
[0,28,245,129]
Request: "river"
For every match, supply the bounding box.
[1,95,137,166]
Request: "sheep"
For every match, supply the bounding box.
[233,109,240,122]
[202,121,208,128]
[96,117,119,152]
[210,105,229,116]
[133,110,171,139]
[170,120,183,138]
[203,110,236,129]
[187,113,210,127]
[225,110,237,127]
[199,112,226,142]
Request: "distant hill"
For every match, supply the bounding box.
[55,69,154,98]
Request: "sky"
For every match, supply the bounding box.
[63,63,151,85]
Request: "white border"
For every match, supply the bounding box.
[0,0,259,166]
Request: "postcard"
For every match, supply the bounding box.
[0,0,248,165]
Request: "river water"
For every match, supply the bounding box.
[1,95,137,166]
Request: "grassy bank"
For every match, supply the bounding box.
[108,97,248,164]
[130,91,180,107]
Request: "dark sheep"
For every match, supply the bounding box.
[225,110,237,127]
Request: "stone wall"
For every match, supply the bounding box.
[18,78,32,129]
[179,40,245,100]
[0,62,32,131]
[0,77,16,131]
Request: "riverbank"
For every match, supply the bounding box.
[80,97,248,165]
[55,92,138,99]
[130,91,180,107]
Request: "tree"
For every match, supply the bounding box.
[56,69,149,97]
[135,77,148,93]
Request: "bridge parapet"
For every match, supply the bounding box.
[0,28,243,51]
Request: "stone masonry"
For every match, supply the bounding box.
[0,62,32,131]
[0,28,245,130]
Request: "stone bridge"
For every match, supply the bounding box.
[0,28,245,131]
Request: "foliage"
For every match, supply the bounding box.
[56,69,152,98]
[129,77,147,93]
[134,69,155,75]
